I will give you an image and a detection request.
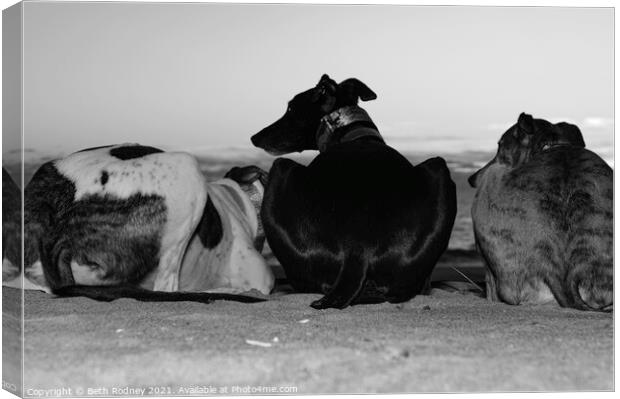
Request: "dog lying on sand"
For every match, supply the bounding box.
[3,144,273,304]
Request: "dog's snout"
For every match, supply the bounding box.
[250,134,260,147]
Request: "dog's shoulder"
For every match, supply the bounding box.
[505,147,611,195]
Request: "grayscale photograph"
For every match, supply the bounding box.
[1,0,614,396]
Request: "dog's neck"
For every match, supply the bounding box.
[316,106,384,152]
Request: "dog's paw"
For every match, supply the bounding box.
[310,295,351,310]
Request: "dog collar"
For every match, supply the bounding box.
[316,106,383,152]
[541,142,576,152]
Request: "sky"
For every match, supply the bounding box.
[4,2,614,160]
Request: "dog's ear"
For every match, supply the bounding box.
[535,121,586,152]
[338,78,377,104]
[312,74,338,102]
[516,112,535,135]
[555,122,586,148]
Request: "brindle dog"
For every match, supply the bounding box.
[469,113,612,311]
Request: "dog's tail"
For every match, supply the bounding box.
[52,284,266,304]
[543,261,612,312]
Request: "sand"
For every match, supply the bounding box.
[2,284,613,396]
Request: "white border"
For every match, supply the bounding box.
[0,2,616,399]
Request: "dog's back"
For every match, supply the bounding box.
[262,140,456,307]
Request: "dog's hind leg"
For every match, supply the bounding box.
[485,268,500,302]
[310,253,368,310]
[474,237,501,302]
[420,275,432,295]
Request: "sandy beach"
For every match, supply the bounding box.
[2,284,613,395]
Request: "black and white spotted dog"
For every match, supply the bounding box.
[3,144,274,303]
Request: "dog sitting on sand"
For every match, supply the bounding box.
[469,113,612,311]
[251,74,457,309]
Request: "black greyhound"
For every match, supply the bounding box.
[252,74,457,309]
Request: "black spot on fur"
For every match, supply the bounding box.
[196,196,223,249]
[109,145,163,160]
[101,170,109,185]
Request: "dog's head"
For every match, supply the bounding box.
[224,165,268,188]
[251,74,377,155]
[468,113,585,188]
[224,165,268,251]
